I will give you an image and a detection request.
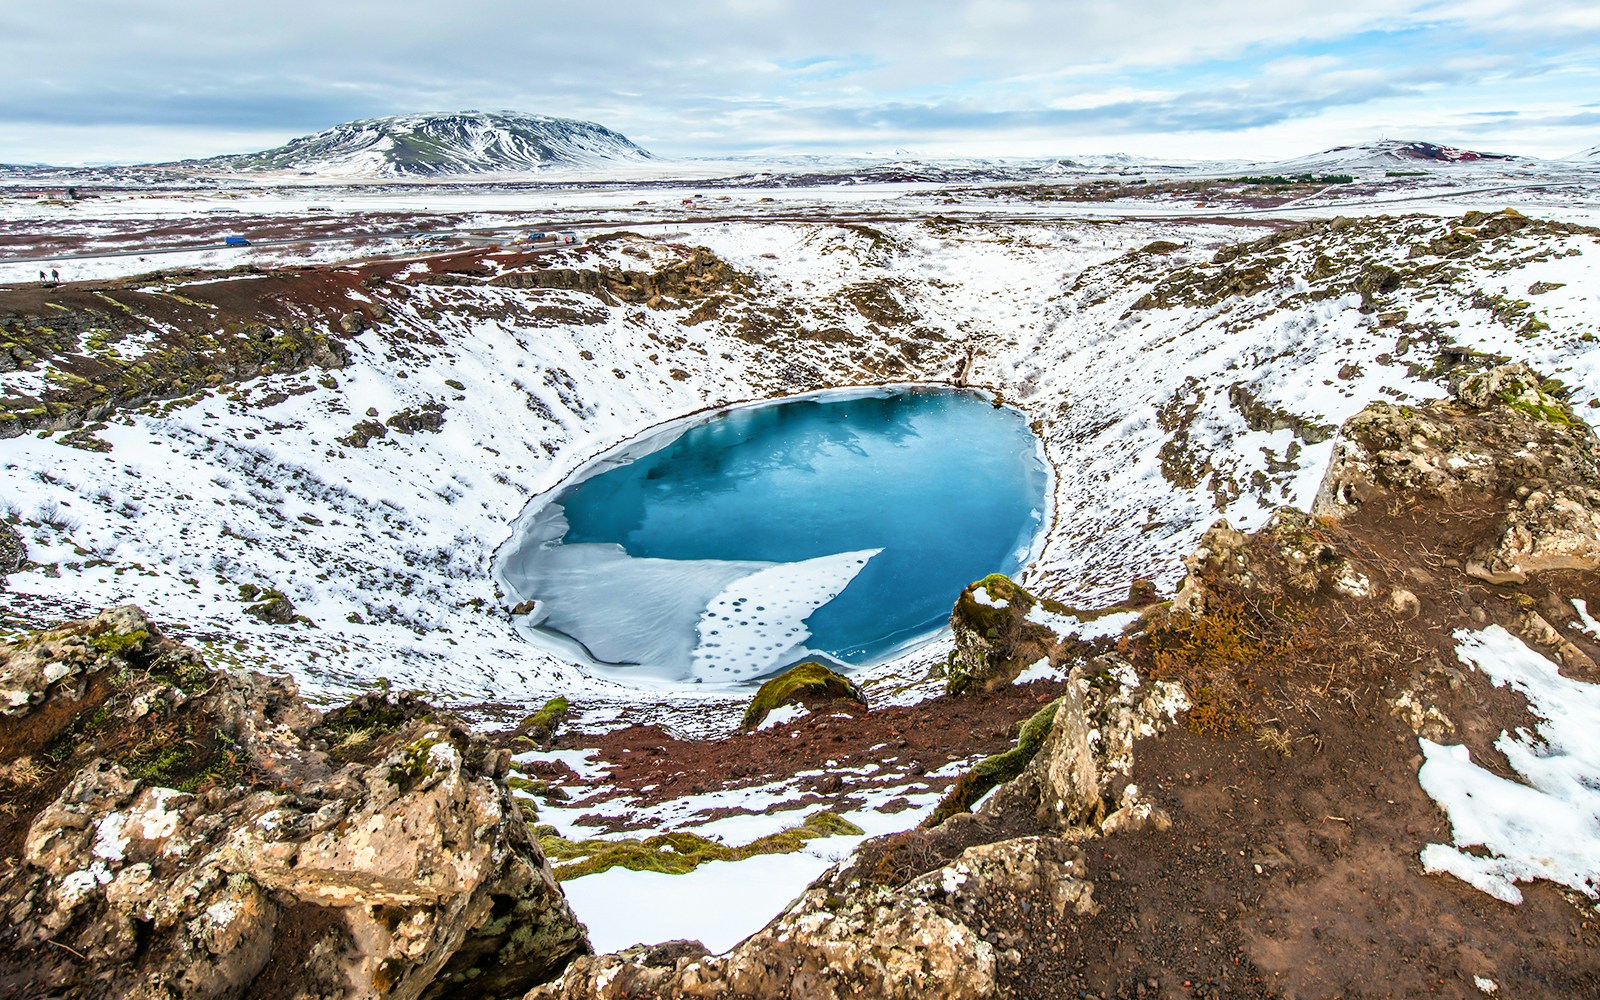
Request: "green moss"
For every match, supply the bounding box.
[954,573,1038,636]
[540,809,863,881]
[524,696,569,734]
[390,736,444,786]
[88,629,149,656]
[741,661,866,730]
[1499,388,1577,427]
[921,698,1063,829]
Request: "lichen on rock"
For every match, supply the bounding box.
[0,606,589,999]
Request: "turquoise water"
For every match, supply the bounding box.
[499,387,1048,684]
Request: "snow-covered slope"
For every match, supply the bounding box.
[1566,144,1600,161]
[184,111,651,177]
[3,206,1597,719]
[1264,139,1520,174]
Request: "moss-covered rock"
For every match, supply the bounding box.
[741,661,866,730]
[922,697,1063,828]
[946,574,1060,694]
[511,696,570,750]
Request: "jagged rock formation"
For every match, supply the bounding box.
[1314,361,1600,585]
[0,607,588,998]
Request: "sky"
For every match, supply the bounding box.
[3,0,1598,165]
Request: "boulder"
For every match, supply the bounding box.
[740,662,866,731]
[0,607,589,999]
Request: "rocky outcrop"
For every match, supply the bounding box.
[1173,507,1374,615]
[487,242,756,309]
[979,659,1185,836]
[1313,361,1600,584]
[946,574,1060,693]
[0,519,23,581]
[528,836,1094,1000]
[0,607,588,999]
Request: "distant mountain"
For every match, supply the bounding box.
[182,111,651,177]
[1264,140,1520,173]
[1566,144,1600,161]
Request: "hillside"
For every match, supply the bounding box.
[182,110,651,177]
[1264,139,1520,174]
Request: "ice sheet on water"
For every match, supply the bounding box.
[501,503,881,682]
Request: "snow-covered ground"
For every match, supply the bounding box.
[4,166,1600,956]
[3,176,1599,721]
[1419,622,1600,906]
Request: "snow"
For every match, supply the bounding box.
[561,850,823,954]
[970,586,1006,609]
[1571,599,1600,640]
[757,702,807,730]
[1014,657,1066,684]
[1026,605,1140,643]
[1417,626,1600,905]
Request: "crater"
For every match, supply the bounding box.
[496,386,1049,684]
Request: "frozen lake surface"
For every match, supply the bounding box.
[498,386,1048,684]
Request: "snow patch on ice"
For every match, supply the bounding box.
[692,549,880,683]
[1417,626,1600,905]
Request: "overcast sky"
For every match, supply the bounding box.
[4,0,1598,164]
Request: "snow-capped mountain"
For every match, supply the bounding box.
[1263,139,1519,174]
[1566,144,1600,161]
[183,111,651,177]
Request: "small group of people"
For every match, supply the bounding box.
[38,268,60,284]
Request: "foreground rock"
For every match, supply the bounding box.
[0,607,588,998]
[529,835,1093,1000]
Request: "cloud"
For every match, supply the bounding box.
[3,0,1598,162]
